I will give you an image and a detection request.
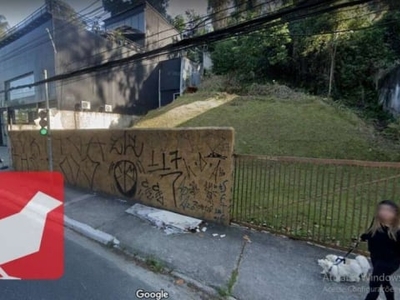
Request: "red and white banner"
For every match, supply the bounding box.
[0,172,64,280]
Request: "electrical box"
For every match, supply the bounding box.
[104,104,113,113]
[81,101,91,110]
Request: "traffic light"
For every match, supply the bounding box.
[39,109,48,136]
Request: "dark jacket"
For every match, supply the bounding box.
[361,226,400,262]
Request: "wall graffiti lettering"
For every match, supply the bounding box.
[206,151,227,160]
[147,150,182,173]
[11,134,45,171]
[56,135,104,189]
[139,179,164,206]
[110,131,144,157]
[110,160,138,198]
[9,129,234,225]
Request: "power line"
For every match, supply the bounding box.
[15,15,393,102]
[82,0,381,70]
[62,0,275,70]
[62,0,321,71]
[0,0,161,65]
[91,0,291,62]
[1,0,374,94]
[0,5,105,63]
[0,0,242,68]
[0,0,301,73]
[1,0,278,69]
[0,0,375,96]
[0,0,102,42]
[104,1,383,64]
[12,16,392,101]
[0,0,188,65]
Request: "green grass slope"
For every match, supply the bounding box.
[134,88,400,247]
[136,91,400,161]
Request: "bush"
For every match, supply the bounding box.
[198,75,248,94]
[383,120,400,140]
[247,82,311,101]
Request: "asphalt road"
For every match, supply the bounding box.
[0,229,204,300]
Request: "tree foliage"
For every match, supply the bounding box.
[172,14,185,32]
[212,22,291,80]
[207,0,229,30]
[232,0,262,18]
[46,0,87,28]
[174,10,207,63]
[209,2,400,118]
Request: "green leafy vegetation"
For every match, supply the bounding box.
[136,80,400,161]
[145,257,165,273]
[187,92,400,162]
[208,1,400,127]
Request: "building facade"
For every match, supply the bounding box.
[0,0,199,146]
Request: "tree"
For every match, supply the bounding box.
[185,10,205,36]
[211,22,291,80]
[172,14,185,32]
[46,0,86,28]
[102,0,169,18]
[232,0,262,19]
[208,0,400,120]
[172,10,207,63]
[285,3,374,93]
[207,0,229,30]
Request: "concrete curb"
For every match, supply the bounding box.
[64,216,120,247]
[170,271,237,300]
[64,215,236,299]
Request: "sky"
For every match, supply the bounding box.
[0,0,208,27]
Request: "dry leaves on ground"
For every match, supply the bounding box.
[243,235,252,243]
[175,279,185,285]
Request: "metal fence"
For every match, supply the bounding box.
[232,154,400,251]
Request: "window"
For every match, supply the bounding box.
[107,12,145,33]
[7,73,35,102]
[132,12,145,32]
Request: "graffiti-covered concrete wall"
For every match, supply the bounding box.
[9,128,234,224]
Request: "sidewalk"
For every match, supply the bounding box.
[64,186,388,300]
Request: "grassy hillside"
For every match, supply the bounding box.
[134,89,400,162]
[134,86,400,246]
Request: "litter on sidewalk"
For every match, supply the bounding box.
[126,204,205,235]
[243,235,252,243]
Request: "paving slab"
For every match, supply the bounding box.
[99,214,245,289]
[65,194,130,229]
[233,230,396,300]
[61,185,400,300]
[126,203,203,234]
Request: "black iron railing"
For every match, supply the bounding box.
[232,154,400,251]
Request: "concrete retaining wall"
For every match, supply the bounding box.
[9,128,234,224]
[9,110,139,131]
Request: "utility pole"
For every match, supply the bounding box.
[43,69,53,171]
[46,28,60,110]
[158,68,162,108]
